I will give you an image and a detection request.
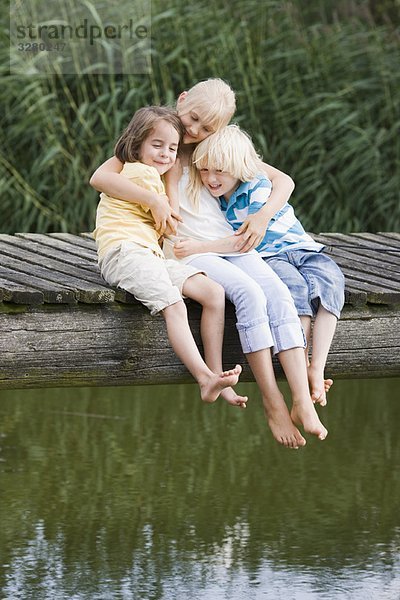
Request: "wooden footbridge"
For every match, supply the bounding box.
[0,232,399,389]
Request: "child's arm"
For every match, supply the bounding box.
[89,156,182,234]
[163,159,182,215]
[173,234,248,259]
[235,162,295,251]
[162,159,183,236]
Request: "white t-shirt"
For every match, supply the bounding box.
[163,166,253,264]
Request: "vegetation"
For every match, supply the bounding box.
[1,0,399,234]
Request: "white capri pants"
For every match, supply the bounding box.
[188,253,305,355]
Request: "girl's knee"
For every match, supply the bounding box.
[205,279,226,309]
[192,275,226,309]
[162,299,186,318]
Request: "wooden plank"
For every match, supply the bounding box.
[0,303,398,389]
[0,240,115,298]
[49,232,97,251]
[340,270,400,304]
[336,263,400,292]
[333,259,400,291]
[0,277,43,304]
[15,233,97,262]
[322,244,400,276]
[0,235,143,306]
[314,233,400,266]
[0,253,113,304]
[0,232,398,307]
[316,232,400,254]
[0,234,98,273]
[314,235,400,303]
[0,267,75,303]
[350,232,400,250]
[321,232,400,250]
[343,287,367,306]
[378,232,400,244]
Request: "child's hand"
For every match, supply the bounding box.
[151,193,182,235]
[230,233,253,252]
[235,214,267,252]
[173,238,201,259]
[164,217,180,237]
[215,234,250,253]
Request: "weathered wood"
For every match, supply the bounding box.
[0,232,399,389]
[0,241,115,304]
[0,234,99,272]
[15,233,97,262]
[378,232,400,243]
[315,241,400,275]
[0,234,136,305]
[315,233,400,265]
[0,276,43,304]
[48,232,100,250]
[0,302,399,389]
[0,266,76,304]
[314,233,400,305]
[350,232,400,250]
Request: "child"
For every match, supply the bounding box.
[93,106,244,405]
[91,80,328,447]
[188,124,345,405]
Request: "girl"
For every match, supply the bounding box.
[90,79,327,447]
[92,106,243,406]
[185,124,345,406]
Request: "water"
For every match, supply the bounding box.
[0,378,399,600]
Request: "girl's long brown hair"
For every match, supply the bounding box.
[114,106,184,163]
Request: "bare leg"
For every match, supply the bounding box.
[278,347,328,440]
[300,315,312,364]
[183,275,248,408]
[301,314,333,404]
[308,306,337,405]
[162,300,241,402]
[246,350,306,449]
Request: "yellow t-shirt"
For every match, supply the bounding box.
[93,162,165,261]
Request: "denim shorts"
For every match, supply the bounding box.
[264,250,345,319]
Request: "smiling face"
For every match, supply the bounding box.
[179,109,215,145]
[199,168,240,200]
[139,119,180,175]
[177,93,217,145]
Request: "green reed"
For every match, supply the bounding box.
[1,0,399,234]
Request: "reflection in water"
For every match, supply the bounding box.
[0,379,399,599]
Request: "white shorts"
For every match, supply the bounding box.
[99,241,203,315]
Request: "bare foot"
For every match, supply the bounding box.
[291,399,328,440]
[200,365,242,403]
[220,387,248,408]
[308,366,333,406]
[265,403,307,449]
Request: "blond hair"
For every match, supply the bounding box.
[178,78,236,133]
[188,124,263,208]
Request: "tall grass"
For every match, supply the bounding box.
[1,0,399,233]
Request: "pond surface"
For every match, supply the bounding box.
[0,378,399,600]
